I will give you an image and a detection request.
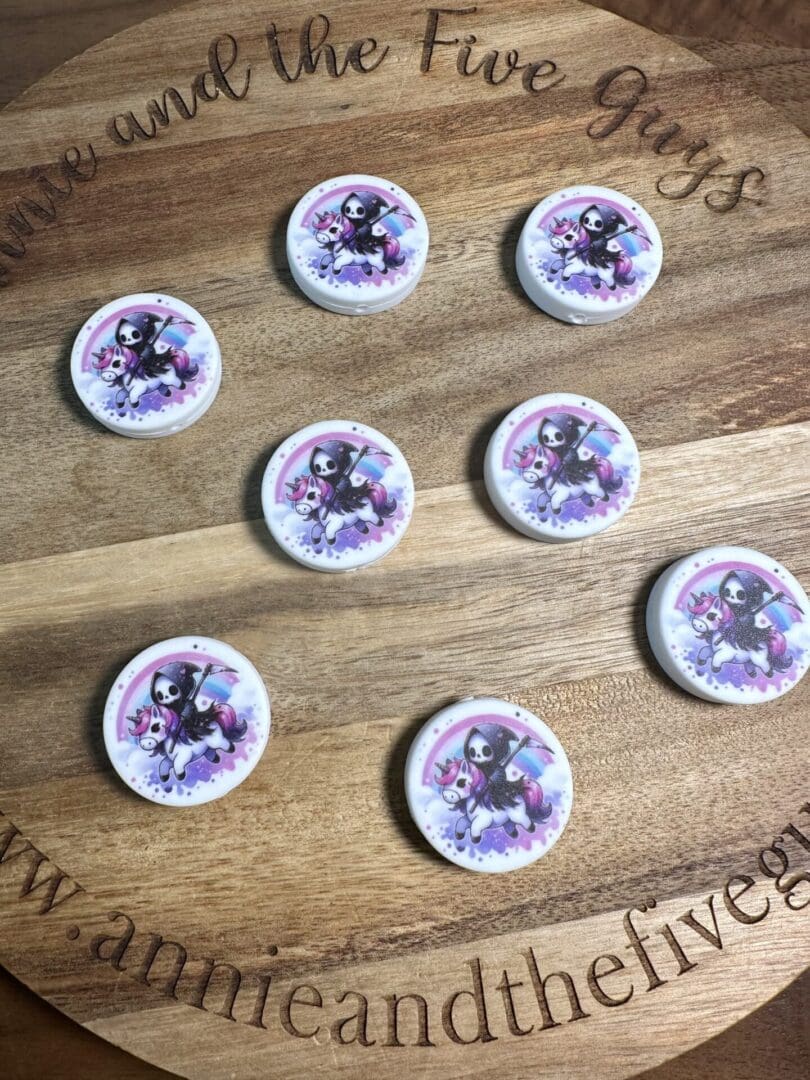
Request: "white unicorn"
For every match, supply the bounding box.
[687,591,792,678]
[287,473,397,546]
[548,217,635,290]
[92,344,197,409]
[129,703,247,782]
[435,757,552,843]
[313,210,404,276]
[514,443,621,515]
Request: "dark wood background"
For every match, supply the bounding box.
[0,1,808,1077]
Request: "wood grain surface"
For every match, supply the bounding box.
[0,0,808,1077]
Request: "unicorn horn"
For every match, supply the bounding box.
[690,592,700,604]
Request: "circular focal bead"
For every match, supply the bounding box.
[261,420,414,572]
[286,174,429,315]
[484,393,640,542]
[646,546,809,705]
[516,185,663,324]
[405,697,573,873]
[103,636,271,805]
[71,293,221,437]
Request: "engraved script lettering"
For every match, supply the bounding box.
[266,14,389,81]
[106,34,250,146]
[420,7,564,93]
[0,146,97,284]
[587,66,766,211]
[2,805,809,1046]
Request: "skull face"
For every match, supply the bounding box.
[116,320,143,348]
[722,574,746,607]
[466,733,495,765]
[311,450,338,478]
[582,209,604,233]
[153,674,182,707]
[540,421,566,449]
[342,195,366,222]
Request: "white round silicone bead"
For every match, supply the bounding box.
[261,419,414,572]
[71,293,222,437]
[286,174,429,315]
[405,696,573,873]
[516,185,663,324]
[646,546,810,705]
[484,393,640,542]
[103,636,271,806]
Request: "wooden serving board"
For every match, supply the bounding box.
[1,1,808,1076]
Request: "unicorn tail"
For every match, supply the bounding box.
[212,702,248,742]
[595,458,623,493]
[383,238,406,268]
[614,257,636,286]
[522,777,553,823]
[368,482,397,518]
[767,630,793,671]
[169,347,198,381]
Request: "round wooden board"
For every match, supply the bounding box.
[1,0,809,1076]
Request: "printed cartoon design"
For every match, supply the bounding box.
[104,638,270,806]
[286,439,397,547]
[290,179,425,293]
[532,196,657,301]
[263,422,413,571]
[92,311,198,412]
[513,411,623,517]
[128,661,247,782]
[435,724,552,844]
[313,190,408,278]
[685,571,802,680]
[73,296,220,435]
[406,701,572,871]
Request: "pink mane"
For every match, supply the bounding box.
[549,216,577,236]
[434,757,485,791]
[536,445,558,471]
[128,703,178,738]
[687,591,732,623]
[314,210,354,241]
[514,444,537,470]
[92,344,137,371]
[288,475,330,502]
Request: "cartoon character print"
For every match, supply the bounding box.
[286,439,397,548]
[128,661,247,782]
[434,723,552,844]
[686,570,800,680]
[312,189,409,279]
[513,411,622,517]
[92,310,198,412]
[546,202,647,293]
